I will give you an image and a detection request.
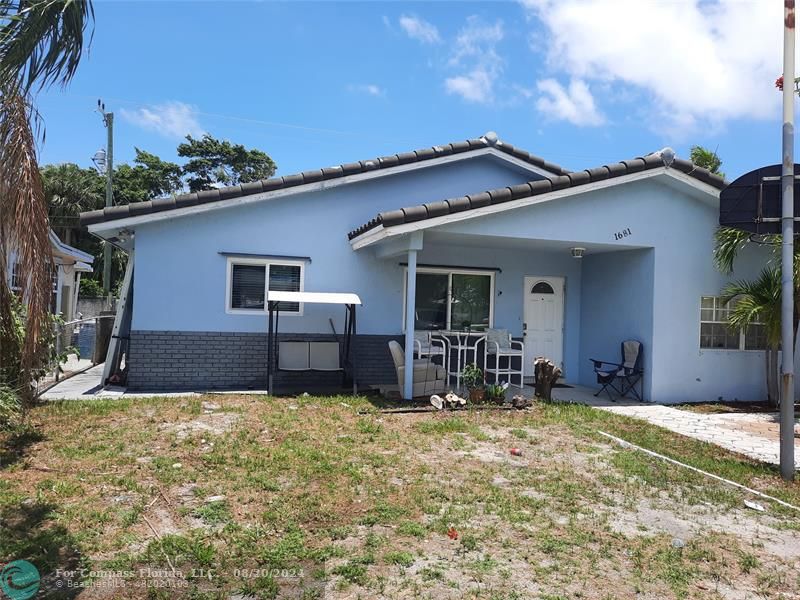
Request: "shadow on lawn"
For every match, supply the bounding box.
[0,426,44,470]
[0,500,84,599]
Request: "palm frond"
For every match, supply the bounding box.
[0,0,94,92]
[721,266,782,347]
[0,85,53,396]
[713,227,752,274]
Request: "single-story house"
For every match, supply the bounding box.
[80,132,772,403]
[6,230,94,322]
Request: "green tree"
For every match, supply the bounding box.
[41,162,103,246]
[690,145,724,178]
[722,268,783,406]
[0,0,93,405]
[113,148,182,204]
[178,134,277,192]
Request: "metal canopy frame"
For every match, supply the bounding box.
[266,291,362,396]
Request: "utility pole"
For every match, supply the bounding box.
[780,1,795,482]
[97,100,114,295]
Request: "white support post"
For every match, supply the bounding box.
[73,272,82,320]
[403,248,417,400]
[780,2,796,482]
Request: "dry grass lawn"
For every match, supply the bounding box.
[1,394,799,599]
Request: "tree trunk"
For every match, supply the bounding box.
[767,346,780,408]
[534,357,562,401]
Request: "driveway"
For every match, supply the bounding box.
[553,385,800,469]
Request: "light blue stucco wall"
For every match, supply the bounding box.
[132,156,536,335]
[439,177,771,403]
[578,249,655,399]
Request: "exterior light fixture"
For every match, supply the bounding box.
[571,247,586,259]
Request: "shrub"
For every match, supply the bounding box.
[0,384,21,429]
[79,277,104,298]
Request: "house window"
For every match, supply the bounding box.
[700,296,767,351]
[406,268,494,331]
[227,258,304,314]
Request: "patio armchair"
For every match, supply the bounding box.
[388,340,447,398]
[591,340,643,401]
[477,328,524,388]
[413,331,449,374]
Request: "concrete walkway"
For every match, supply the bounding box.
[553,385,800,470]
[39,365,119,400]
[38,364,269,400]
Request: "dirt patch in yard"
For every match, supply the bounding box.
[158,412,241,440]
[609,497,800,559]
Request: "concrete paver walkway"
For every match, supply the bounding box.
[553,385,800,470]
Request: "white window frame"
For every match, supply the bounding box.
[225,256,305,316]
[699,295,765,352]
[402,266,495,332]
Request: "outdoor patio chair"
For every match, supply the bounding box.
[413,331,449,374]
[478,328,524,388]
[388,340,447,399]
[591,340,643,401]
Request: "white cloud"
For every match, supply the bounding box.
[398,14,441,44]
[445,69,495,104]
[521,0,784,134]
[449,16,504,66]
[536,78,605,126]
[347,83,386,97]
[445,17,505,104]
[120,101,204,139]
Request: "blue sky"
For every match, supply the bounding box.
[36,1,787,181]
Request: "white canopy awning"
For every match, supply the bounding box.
[266,291,362,305]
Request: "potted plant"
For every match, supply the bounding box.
[461,363,485,403]
[485,382,508,404]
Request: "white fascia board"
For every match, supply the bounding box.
[48,230,95,263]
[349,168,721,249]
[86,148,556,236]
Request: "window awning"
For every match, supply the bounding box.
[266,291,362,305]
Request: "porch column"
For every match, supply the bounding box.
[403,248,417,400]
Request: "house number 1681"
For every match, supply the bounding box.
[614,228,632,241]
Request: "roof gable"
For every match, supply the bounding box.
[347,151,726,242]
[80,132,568,229]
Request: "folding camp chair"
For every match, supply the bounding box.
[591,340,643,401]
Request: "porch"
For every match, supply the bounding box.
[356,228,655,400]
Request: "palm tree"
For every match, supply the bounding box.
[42,162,103,246]
[722,268,783,406]
[690,145,724,178]
[0,1,93,400]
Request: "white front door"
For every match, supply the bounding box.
[523,276,565,376]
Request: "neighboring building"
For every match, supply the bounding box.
[80,132,770,403]
[6,230,94,322]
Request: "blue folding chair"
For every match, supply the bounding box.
[591,340,643,401]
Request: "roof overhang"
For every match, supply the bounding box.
[350,167,721,250]
[49,230,95,264]
[267,291,362,305]
[86,147,556,238]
